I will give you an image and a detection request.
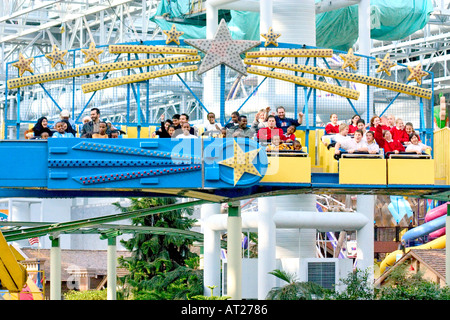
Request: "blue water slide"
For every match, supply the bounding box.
[401,215,446,245]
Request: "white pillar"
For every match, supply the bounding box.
[260,0,273,37]
[275,194,317,260]
[204,3,221,121]
[358,0,371,56]
[273,0,316,46]
[107,237,117,300]
[258,194,317,299]
[356,195,375,284]
[206,3,219,39]
[227,202,242,300]
[50,237,61,300]
[257,196,277,300]
[201,203,222,296]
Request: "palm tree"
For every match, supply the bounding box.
[114,197,203,300]
[266,269,326,300]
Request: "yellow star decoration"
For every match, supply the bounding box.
[339,48,361,71]
[163,25,184,45]
[12,53,34,77]
[81,42,104,64]
[407,63,428,85]
[219,141,261,186]
[376,53,397,76]
[261,27,281,47]
[45,45,68,68]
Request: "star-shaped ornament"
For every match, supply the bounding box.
[81,42,104,64]
[163,24,184,45]
[339,48,361,71]
[45,45,68,68]
[261,27,281,47]
[12,53,34,77]
[407,64,428,85]
[376,53,397,76]
[184,19,260,76]
[219,140,261,186]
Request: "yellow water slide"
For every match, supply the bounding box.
[379,235,445,274]
[0,231,28,294]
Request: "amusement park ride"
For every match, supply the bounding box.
[1,11,449,300]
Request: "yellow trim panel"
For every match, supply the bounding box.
[387,158,435,185]
[261,155,311,183]
[339,158,387,185]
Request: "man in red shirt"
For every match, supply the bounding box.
[257,115,285,142]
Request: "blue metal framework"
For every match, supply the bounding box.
[4,40,435,147]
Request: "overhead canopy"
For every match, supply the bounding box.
[316,0,434,50]
[149,0,260,40]
[150,0,433,50]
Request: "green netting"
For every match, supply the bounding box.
[152,0,432,51]
[316,0,434,50]
[149,0,260,40]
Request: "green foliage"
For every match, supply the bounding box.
[113,197,203,300]
[375,263,450,300]
[189,285,231,300]
[266,269,327,300]
[327,268,374,300]
[64,289,107,300]
[266,265,450,301]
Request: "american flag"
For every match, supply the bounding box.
[28,237,39,245]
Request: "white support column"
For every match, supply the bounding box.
[107,237,117,300]
[258,194,317,299]
[204,2,220,121]
[257,196,277,300]
[358,0,371,56]
[227,202,242,300]
[201,203,222,296]
[259,0,273,36]
[356,195,375,284]
[50,237,61,300]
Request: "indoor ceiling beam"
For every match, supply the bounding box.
[0,0,133,45]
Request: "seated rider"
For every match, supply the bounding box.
[325,113,339,135]
[334,129,368,159]
[405,133,432,154]
[374,124,405,156]
[290,140,305,153]
[266,135,290,152]
[257,115,286,143]
[390,118,409,145]
[365,131,380,154]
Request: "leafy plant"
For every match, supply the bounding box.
[328,268,374,300]
[189,285,231,300]
[266,269,327,300]
[114,197,203,300]
[375,263,450,300]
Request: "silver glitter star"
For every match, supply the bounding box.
[184,19,260,76]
